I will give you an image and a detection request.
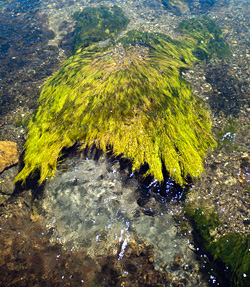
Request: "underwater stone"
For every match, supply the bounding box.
[162,0,230,14]
[15,7,227,185]
[0,141,18,173]
[162,0,190,14]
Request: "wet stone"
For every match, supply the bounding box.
[0,141,19,173]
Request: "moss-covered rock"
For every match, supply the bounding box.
[15,7,229,185]
[188,207,250,286]
[73,5,130,49]
[177,16,230,61]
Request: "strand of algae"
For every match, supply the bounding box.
[15,7,228,185]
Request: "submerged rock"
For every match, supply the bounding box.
[0,141,18,173]
[13,6,231,185]
[162,0,230,15]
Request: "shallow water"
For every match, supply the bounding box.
[42,157,193,272]
[1,0,250,286]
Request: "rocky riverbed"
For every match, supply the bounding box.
[0,0,250,285]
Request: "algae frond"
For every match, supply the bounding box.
[15,7,225,185]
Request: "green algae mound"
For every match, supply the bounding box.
[15,7,227,185]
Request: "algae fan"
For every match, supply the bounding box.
[15,6,226,185]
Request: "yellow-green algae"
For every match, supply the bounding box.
[15,7,227,185]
